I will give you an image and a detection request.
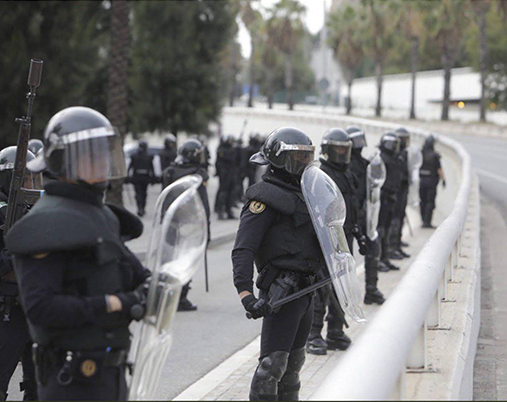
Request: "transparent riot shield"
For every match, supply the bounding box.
[366,153,386,241]
[407,146,423,207]
[128,175,208,401]
[301,162,366,323]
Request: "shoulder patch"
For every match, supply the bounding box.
[249,201,266,214]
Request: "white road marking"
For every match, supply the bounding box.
[476,169,507,186]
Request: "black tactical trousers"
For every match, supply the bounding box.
[132,175,151,212]
[38,362,127,401]
[260,294,314,358]
[390,185,409,249]
[216,173,235,213]
[378,191,397,261]
[364,237,380,291]
[0,302,36,400]
[419,178,438,225]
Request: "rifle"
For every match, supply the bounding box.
[4,59,43,233]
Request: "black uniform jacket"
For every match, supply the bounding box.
[232,171,323,294]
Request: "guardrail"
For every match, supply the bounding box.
[223,107,477,400]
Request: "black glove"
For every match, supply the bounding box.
[357,235,368,256]
[241,294,272,319]
[117,279,150,321]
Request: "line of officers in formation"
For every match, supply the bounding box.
[0,105,444,401]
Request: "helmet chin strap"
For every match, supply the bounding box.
[270,166,301,185]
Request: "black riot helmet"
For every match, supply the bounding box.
[176,139,205,165]
[0,147,42,195]
[320,128,352,165]
[250,127,315,177]
[379,132,401,154]
[138,140,148,152]
[395,127,410,150]
[164,134,177,149]
[28,106,127,184]
[28,139,44,156]
[423,134,436,150]
[345,126,367,149]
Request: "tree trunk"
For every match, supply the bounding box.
[346,79,353,115]
[267,68,274,109]
[441,46,451,121]
[375,59,383,117]
[479,7,488,122]
[285,57,294,111]
[410,36,419,120]
[248,37,255,108]
[106,0,130,206]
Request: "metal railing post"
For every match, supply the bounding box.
[407,322,427,369]
[426,287,441,328]
[441,260,448,301]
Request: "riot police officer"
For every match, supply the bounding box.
[162,139,210,311]
[128,140,155,217]
[5,107,150,401]
[232,127,320,401]
[306,129,363,355]
[378,133,402,271]
[346,126,386,305]
[0,147,39,401]
[160,134,177,172]
[389,128,411,260]
[243,132,263,189]
[215,135,237,220]
[420,135,445,228]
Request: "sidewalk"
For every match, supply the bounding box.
[174,205,444,401]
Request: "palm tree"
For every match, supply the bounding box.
[327,4,364,115]
[360,0,396,117]
[395,0,426,120]
[425,0,470,121]
[471,0,491,122]
[106,0,130,206]
[266,0,306,110]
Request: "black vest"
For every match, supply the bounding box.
[320,160,359,234]
[349,153,368,207]
[420,148,441,179]
[6,186,141,350]
[381,151,403,194]
[131,151,154,175]
[246,173,323,274]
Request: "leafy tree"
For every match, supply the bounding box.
[0,1,109,149]
[327,4,364,115]
[129,1,234,136]
[265,0,306,110]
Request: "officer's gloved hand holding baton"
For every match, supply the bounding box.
[242,294,272,319]
[115,278,150,321]
[352,224,369,256]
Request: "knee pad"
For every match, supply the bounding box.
[250,351,289,401]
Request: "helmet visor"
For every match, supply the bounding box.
[322,140,352,164]
[50,126,127,182]
[284,149,315,176]
[399,136,410,149]
[349,132,367,149]
[383,137,400,153]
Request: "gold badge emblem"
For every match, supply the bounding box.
[249,201,266,214]
[81,359,97,377]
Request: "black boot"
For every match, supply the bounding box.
[306,333,327,356]
[364,289,386,305]
[378,260,390,272]
[249,351,289,401]
[278,347,305,401]
[326,329,351,351]
[390,249,407,260]
[381,259,400,271]
[178,283,197,311]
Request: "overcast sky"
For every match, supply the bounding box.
[238,0,330,58]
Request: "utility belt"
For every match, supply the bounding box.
[256,264,317,313]
[419,169,438,177]
[32,343,129,386]
[133,169,150,176]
